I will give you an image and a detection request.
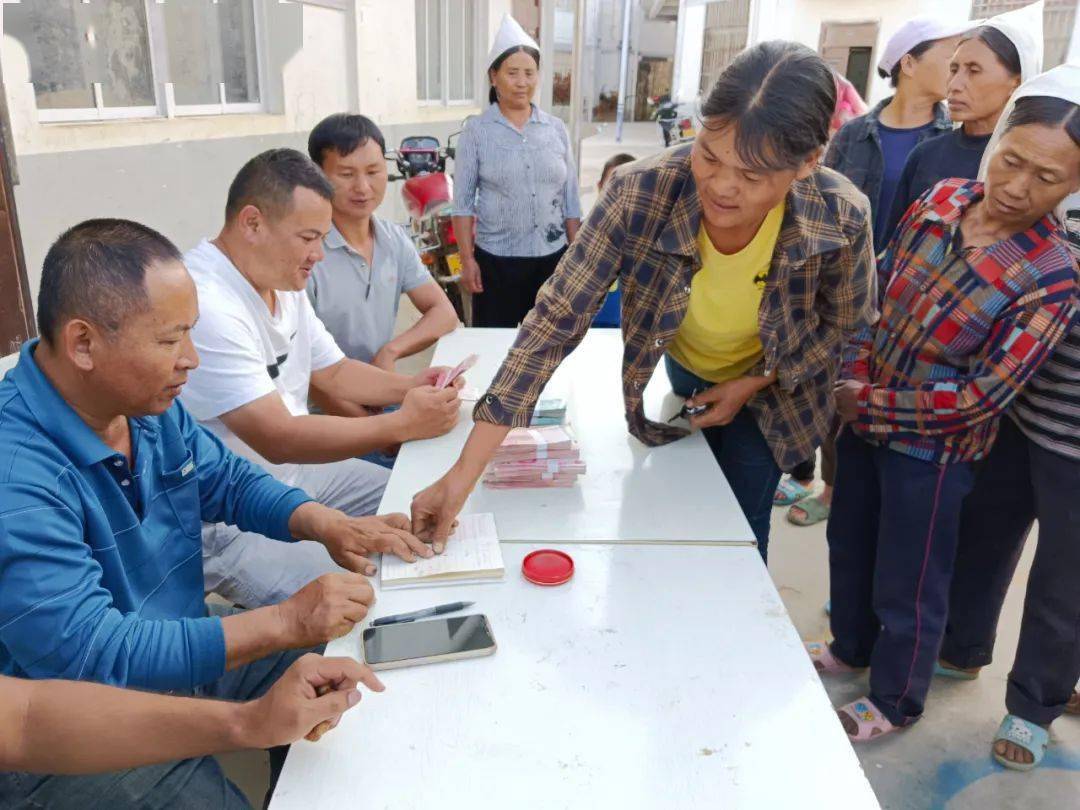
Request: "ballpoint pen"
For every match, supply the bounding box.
[370,601,475,627]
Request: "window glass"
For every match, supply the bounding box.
[7,0,154,110]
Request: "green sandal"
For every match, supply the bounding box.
[934,660,980,680]
[774,478,813,507]
[787,495,830,526]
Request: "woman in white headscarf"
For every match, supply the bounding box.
[882,1,1044,239]
[817,62,1079,747]
[938,64,1080,772]
[452,14,582,327]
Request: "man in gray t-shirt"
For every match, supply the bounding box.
[307,114,458,416]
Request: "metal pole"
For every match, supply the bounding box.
[614,0,632,143]
[569,0,587,174]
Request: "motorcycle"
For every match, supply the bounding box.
[652,96,696,147]
[387,132,469,323]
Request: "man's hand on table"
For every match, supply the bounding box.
[395,383,462,441]
[309,505,434,566]
[412,366,468,391]
[234,653,384,747]
[291,503,433,573]
[274,573,375,647]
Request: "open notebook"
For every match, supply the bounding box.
[380,513,505,589]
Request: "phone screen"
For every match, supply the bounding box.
[362,614,495,666]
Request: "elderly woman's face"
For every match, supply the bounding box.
[491,51,538,109]
[983,122,1080,227]
[947,38,1021,125]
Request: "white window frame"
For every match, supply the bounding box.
[417,0,479,107]
[32,0,266,124]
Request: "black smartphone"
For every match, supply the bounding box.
[361,614,497,671]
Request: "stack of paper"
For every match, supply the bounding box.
[530,397,567,426]
[483,425,585,488]
[380,513,504,589]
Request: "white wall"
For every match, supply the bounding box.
[2,0,511,157]
[749,0,974,104]
[1,0,512,301]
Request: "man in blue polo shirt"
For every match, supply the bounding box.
[0,219,397,808]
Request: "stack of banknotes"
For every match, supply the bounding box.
[483,424,585,488]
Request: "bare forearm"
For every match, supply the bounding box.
[263,411,408,463]
[453,216,476,259]
[382,308,458,362]
[566,218,581,243]
[313,360,413,409]
[309,384,379,418]
[3,677,251,774]
[454,421,512,482]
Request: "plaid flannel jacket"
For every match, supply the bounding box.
[473,145,876,471]
[846,179,1079,464]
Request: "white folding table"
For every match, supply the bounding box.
[377,328,755,545]
[270,544,879,809]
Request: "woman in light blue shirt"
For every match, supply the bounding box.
[452,21,582,327]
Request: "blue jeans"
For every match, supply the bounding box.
[665,355,782,562]
[827,428,974,727]
[0,612,321,810]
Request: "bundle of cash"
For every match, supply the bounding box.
[482,425,584,488]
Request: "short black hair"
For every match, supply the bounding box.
[879,38,936,87]
[700,40,835,172]
[308,113,387,167]
[961,26,1023,77]
[1005,95,1080,148]
[600,153,636,184]
[36,219,183,344]
[488,46,540,105]
[225,148,334,222]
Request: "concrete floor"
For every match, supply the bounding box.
[223,122,1079,808]
[770,492,1080,810]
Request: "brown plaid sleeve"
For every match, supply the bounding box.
[472,172,629,427]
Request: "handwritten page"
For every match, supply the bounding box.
[380,513,504,589]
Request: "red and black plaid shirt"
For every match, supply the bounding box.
[845,179,1078,464]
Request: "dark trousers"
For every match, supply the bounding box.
[789,422,839,486]
[472,245,566,327]
[941,417,1080,725]
[665,355,783,563]
[827,428,975,726]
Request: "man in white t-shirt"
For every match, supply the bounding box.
[181,149,462,607]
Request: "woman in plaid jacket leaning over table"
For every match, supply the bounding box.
[411,40,876,563]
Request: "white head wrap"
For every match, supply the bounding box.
[979,1,1044,83]
[486,13,539,71]
[978,63,1080,221]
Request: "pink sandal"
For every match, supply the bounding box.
[805,641,866,675]
[836,698,900,742]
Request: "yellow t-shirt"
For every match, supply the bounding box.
[668,202,784,383]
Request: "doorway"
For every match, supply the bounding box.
[819,20,880,100]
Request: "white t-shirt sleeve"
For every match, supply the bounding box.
[302,295,347,372]
[181,301,277,420]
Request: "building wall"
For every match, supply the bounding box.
[592,0,677,116]
[2,0,513,299]
[749,0,973,105]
